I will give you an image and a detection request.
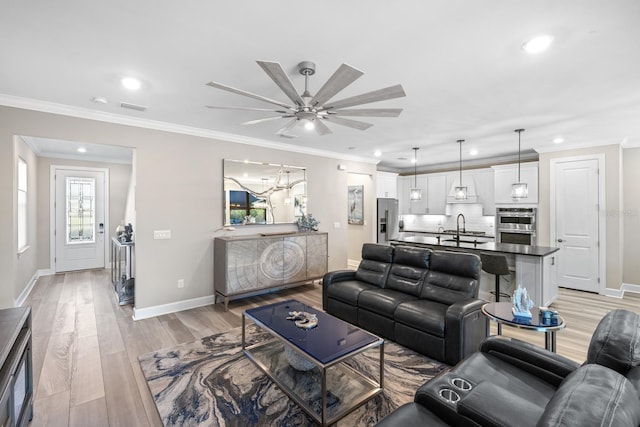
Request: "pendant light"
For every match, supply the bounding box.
[409,147,422,201]
[511,129,528,198]
[284,170,291,205]
[455,139,467,200]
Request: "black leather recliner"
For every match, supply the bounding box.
[323,243,487,365]
[377,309,640,427]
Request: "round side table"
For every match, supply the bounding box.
[481,302,566,352]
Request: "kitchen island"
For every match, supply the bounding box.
[391,236,560,307]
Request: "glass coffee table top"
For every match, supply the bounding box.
[244,299,381,364]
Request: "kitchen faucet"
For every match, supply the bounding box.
[456,214,466,246]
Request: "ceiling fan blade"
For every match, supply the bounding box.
[206,81,292,109]
[275,118,299,135]
[257,61,305,107]
[325,116,373,130]
[309,63,364,108]
[314,119,333,136]
[330,108,403,117]
[324,84,406,110]
[206,105,290,114]
[241,116,292,126]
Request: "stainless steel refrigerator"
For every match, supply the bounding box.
[377,198,399,244]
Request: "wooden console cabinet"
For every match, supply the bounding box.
[214,232,328,310]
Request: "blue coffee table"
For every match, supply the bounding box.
[243,299,384,426]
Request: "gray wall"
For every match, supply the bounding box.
[0,105,376,310]
[623,147,640,285]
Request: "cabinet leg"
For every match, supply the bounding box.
[224,297,229,312]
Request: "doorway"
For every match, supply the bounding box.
[51,166,109,272]
[550,155,605,293]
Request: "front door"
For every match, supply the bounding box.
[552,158,600,292]
[54,167,107,272]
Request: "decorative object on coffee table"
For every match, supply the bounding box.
[512,284,534,318]
[286,311,319,329]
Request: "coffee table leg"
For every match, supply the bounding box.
[242,314,246,350]
[545,331,556,352]
[380,341,385,389]
[321,367,327,426]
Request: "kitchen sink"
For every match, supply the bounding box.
[442,239,487,245]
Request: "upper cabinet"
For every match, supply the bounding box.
[492,162,538,204]
[397,174,447,215]
[376,171,398,199]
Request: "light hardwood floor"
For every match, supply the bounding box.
[26,269,640,426]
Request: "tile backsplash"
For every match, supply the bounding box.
[402,204,496,236]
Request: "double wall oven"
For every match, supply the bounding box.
[496,207,537,246]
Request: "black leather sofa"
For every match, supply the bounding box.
[377,309,640,427]
[322,243,487,365]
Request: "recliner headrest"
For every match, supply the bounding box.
[586,309,640,376]
[361,243,394,263]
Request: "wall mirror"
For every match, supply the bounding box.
[223,159,307,225]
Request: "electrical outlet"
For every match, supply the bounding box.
[154,230,171,240]
[177,279,184,288]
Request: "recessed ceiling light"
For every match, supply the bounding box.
[121,77,141,90]
[522,35,554,53]
[92,96,108,104]
[374,150,382,157]
[77,147,87,153]
[553,137,564,144]
[469,149,478,156]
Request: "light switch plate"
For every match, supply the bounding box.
[154,230,171,239]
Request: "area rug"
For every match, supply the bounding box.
[139,324,448,426]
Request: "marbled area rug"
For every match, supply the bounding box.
[139,325,448,427]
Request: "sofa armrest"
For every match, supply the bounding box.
[480,336,580,387]
[444,299,488,365]
[322,270,357,310]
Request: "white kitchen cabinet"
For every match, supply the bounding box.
[492,162,538,204]
[398,173,449,215]
[472,169,495,215]
[376,171,398,199]
[397,176,411,214]
[425,174,448,214]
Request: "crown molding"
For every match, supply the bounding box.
[534,138,627,154]
[0,94,379,165]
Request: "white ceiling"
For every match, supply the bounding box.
[2,1,639,173]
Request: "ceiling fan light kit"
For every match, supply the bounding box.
[455,139,468,200]
[206,60,406,137]
[512,128,528,199]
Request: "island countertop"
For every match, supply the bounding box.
[391,236,559,257]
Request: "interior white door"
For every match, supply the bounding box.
[553,159,599,292]
[54,168,106,272]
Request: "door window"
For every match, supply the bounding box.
[66,177,96,244]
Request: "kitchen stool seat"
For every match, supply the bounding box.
[480,252,511,334]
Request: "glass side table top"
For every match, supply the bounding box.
[482,302,566,332]
[244,299,381,365]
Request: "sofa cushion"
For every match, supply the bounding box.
[537,364,640,427]
[386,246,430,296]
[325,279,378,305]
[420,251,481,304]
[395,299,448,338]
[586,309,640,376]
[354,244,394,287]
[358,289,418,318]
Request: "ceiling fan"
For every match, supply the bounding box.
[205,60,406,138]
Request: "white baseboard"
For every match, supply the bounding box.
[15,272,39,307]
[38,268,55,277]
[132,294,216,321]
[347,259,360,270]
[603,282,640,298]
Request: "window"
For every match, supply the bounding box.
[229,190,266,224]
[17,157,27,251]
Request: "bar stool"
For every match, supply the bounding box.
[480,252,511,334]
